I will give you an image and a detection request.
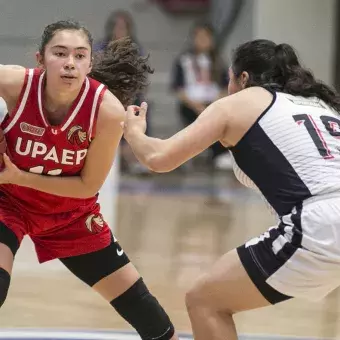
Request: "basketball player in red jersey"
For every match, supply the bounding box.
[0,20,177,340]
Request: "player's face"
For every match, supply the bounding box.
[38,30,92,90]
[227,67,249,95]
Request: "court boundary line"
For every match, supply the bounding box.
[0,329,333,340]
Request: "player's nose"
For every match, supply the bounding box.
[64,56,75,70]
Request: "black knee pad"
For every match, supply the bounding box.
[0,268,10,308]
[0,222,20,256]
[110,278,175,340]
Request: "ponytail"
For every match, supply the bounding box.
[232,39,340,112]
[274,44,340,112]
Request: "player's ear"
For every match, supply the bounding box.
[240,71,249,89]
[36,52,44,69]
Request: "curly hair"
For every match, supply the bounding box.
[90,37,153,107]
[39,19,153,107]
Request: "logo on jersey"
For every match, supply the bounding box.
[85,213,104,233]
[67,125,87,145]
[20,122,45,137]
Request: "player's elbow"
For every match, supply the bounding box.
[140,140,179,173]
[145,153,175,173]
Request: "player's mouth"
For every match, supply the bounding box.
[61,75,77,81]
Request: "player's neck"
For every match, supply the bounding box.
[44,83,80,114]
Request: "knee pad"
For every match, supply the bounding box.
[110,278,175,340]
[0,222,20,256]
[0,268,10,307]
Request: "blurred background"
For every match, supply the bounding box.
[0,0,340,339]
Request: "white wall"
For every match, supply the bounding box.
[253,0,336,85]
[222,0,255,65]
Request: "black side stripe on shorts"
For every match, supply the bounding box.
[237,203,303,304]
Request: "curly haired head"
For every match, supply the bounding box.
[90,37,153,107]
[39,20,153,108]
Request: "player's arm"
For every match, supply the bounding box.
[0,65,26,101]
[13,91,124,198]
[124,99,229,172]
[123,87,271,173]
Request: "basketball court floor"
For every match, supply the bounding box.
[0,171,339,340]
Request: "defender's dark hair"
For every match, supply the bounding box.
[231,39,340,112]
[39,19,153,107]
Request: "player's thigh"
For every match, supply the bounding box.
[93,263,140,301]
[186,216,309,314]
[194,199,340,314]
[0,222,22,274]
[186,248,272,314]
[0,243,14,274]
[0,228,16,305]
[60,234,139,301]
[0,201,25,274]
[90,235,139,302]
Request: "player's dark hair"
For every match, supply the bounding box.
[231,39,340,112]
[39,19,153,107]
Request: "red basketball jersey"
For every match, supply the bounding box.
[0,68,107,214]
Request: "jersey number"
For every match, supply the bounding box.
[29,166,63,176]
[293,114,340,160]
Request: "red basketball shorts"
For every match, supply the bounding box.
[0,194,112,263]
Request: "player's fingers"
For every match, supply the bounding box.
[126,105,140,118]
[126,106,134,118]
[3,154,9,163]
[139,102,148,119]
[3,154,11,168]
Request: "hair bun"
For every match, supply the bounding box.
[275,43,299,67]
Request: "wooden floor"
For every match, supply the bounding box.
[1,172,340,339]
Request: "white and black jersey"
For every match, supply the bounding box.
[233,91,340,303]
[230,91,340,216]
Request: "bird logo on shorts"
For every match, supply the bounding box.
[85,214,104,233]
[67,125,87,145]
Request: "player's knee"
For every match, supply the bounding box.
[110,278,175,340]
[0,268,10,307]
[185,285,201,311]
[185,275,210,310]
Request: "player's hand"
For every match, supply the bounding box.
[0,154,22,184]
[122,102,148,141]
